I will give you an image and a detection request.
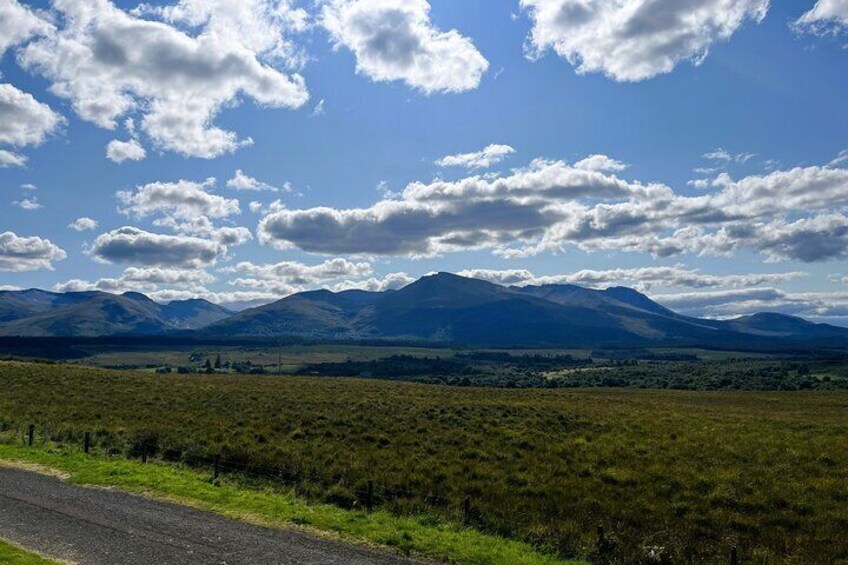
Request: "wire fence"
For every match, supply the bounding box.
[0,420,473,523]
[0,420,747,564]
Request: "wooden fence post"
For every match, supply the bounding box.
[597,524,606,557]
[462,497,471,525]
[366,480,374,514]
[730,546,738,565]
[141,442,148,464]
[27,424,34,447]
[84,432,90,454]
[213,455,220,480]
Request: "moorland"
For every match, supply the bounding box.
[1,360,847,563]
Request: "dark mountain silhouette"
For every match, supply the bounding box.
[1,274,847,346]
[0,289,231,336]
[201,273,848,347]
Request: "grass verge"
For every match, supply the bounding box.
[0,444,584,565]
[0,539,59,565]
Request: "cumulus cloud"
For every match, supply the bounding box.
[436,144,516,169]
[13,196,42,211]
[0,149,27,168]
[458,266,806,292]
[521,0,768,81]
[226,169,280,192]
[646,286,848,325]
[224,257,373,293]
[331,271,414,292]
[0,0,51,57]
[795,0,848,35]
[0,83,64,161]
[573,154,629,172]
[0,231,66,272]
[18,0,309,158]
[122,266,215,285]
[136,0,310,64]
[322,0,489,93]
[117,178,240,220]
[106,138,146,163]
[152,215,253,247]
[89,226,225,268]
[257,154,848,263]
[54,266,216,295]
[68,217,99,232]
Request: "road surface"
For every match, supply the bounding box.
[0,466,427,564]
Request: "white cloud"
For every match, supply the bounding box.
[122,266,215,285]
[225,257,372,289]
[830,149,848,167]
[574,154,629,172]
[435,144,516,169]
[322,0,489,93]
[521,0,768,81]
[703,147,756,163]
[226,169,280,192]
[0,231,66,272]
[55,266,216,295]
[137,0,310,64]
[331,271,414,292]
[117,178,240,220]
[795,0,848,35]
[89,226,226,268]
[458,266,806,292]
[68,217,99,232]
[18,0,309,158]
[257,154,848,263]
[0,0,51,57]
[0,83,64,157]
[13,196,41,210]
[106,138,146,163]
[0,149,26,168]
[20,183,36,190]
[311,98,326,116]
[646,287,848,324]
[152,215,253,247]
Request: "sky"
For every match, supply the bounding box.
[2,0,848,322]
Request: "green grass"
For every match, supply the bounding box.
[0,445,578,565]
[0,539,58,564]
[1,360,848,563]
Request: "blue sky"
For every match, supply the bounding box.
[2,0,848,321]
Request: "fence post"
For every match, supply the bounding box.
[212,455,220,480]
[27,424,34,447]
[730,546,738,565]
[366,480,374,514]
[141,442,148,464]
[84,432,90,454]
[597,524,606,557]
[462,497,471,525]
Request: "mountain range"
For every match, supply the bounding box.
[0,289,231,336]
[1,273,846,346]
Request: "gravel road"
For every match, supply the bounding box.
[0,466,428,564]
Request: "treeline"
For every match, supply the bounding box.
[297,355,848,391]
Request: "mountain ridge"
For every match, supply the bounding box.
[1,274,846,346]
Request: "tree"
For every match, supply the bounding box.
[204,359,213,373]
[214,354,222,370]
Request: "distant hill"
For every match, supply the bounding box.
[201,272,848,347]
[0,290,231,336]
[2,274,847,346]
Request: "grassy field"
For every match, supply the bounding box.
[0,539,57,565]
[1,361,847,563]
[66,344,460,371]
[0,446,573,565]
